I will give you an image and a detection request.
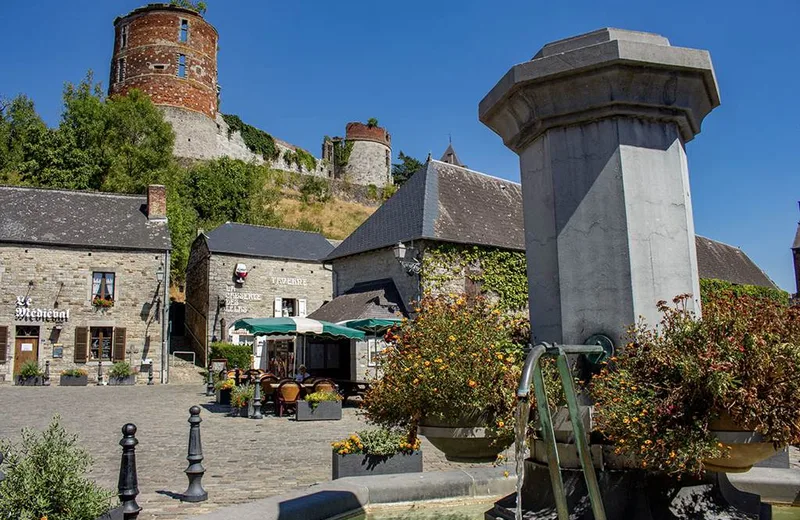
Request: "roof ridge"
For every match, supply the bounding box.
[0,185,146,199]
[220,221,326,236]
[429,159,519,185]
[695,234,743,251]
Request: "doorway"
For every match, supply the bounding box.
[13,325,40,375]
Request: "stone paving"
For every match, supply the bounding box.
[0,385,501,519]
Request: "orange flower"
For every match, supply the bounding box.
[468,380,477,388]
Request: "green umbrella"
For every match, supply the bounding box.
[232,317,366,340]
[341,318,402,333]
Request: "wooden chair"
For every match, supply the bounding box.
[259,375,280,414]
[302,376,318,385]
[313,379,337,394]
[276,380,303,417]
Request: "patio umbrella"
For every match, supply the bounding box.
[232,317,366,340]
[341,318,402,377]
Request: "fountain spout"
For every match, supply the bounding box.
[517,342,549,398]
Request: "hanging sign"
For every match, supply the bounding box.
[14,296,69,322]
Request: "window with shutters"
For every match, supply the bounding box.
[0,326,7,363]
[74,327,88,363]
[90,327,114,361]
[281,298,297,317]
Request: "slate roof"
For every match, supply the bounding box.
[326,159,523,260]
[793,222,800,250]
[308,279,407,322]
[205,222,333,261]
[695,235,778,289]
[0,186,170,251]
[326,160,776,289]
[440,143,465,167]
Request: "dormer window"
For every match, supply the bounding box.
[179,19,189,43]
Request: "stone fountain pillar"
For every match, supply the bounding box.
[479,28,719,347]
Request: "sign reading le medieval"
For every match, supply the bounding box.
[15,296,70,322]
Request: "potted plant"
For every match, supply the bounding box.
[591,293,800,475]
[60,368,89,386]
[15,360,43,386]
[107,362,136,386]
[92,296,114,309]
[231,384,254,417]
[363,294,527,461]
[297,391,343,421]
[331,428,422,479]
[215,377,234,405]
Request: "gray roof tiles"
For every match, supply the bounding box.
[792,223,800,250]
[308,279,407,322]
[0,186,170,251]
[205,222,333,261]
[695,235,778,289]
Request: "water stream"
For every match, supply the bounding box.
[514,398,531,520]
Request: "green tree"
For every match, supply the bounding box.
[391,151,423,186]
[0,95,48,184]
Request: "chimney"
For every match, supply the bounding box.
[147,185,167,220]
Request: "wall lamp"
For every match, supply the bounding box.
[393,242,421,276]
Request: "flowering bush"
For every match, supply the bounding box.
[363,295,528,442]
[332,429,421,456]
[592,293,800,475]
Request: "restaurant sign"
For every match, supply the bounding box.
[14,296,70,322]
[271,277,308,286]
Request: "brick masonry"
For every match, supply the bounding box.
[185,247,333,364]
[0,245,168,384]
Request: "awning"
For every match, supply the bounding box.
[341,318,402,333]
[231,317,366,340]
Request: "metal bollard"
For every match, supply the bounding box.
[252,377,262,419]
[205,366,215,397]
[147,363,154,386]
[97,360,104,386]
[44,360,51,386]
[118,424,142,520]
[182,406,208,502]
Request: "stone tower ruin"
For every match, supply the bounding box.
[341,122,393,188]
[109,3,220,160]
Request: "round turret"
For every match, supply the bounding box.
[109,4,218,118]
[343,122,393,187]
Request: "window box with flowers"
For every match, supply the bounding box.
[92,297,114,309]
[59,368,89,386]
[363,295,528,462]
[297,391,343,421]
[92,272,115,309]
[331,428,422,479]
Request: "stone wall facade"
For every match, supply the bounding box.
[0,245,168,384]
[109,5,218,118]
[342,123,393,188]
[185,243,333,364]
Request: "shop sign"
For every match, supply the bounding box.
[270,277,308,286]
[14,296,69,322]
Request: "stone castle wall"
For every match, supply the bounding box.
[0,245,168,384]
[344,139,392,187]
[110,5,218,118]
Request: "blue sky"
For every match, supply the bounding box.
[1,0,798,291]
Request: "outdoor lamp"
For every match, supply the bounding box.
[156,263,165,283]
[393,242,421,276]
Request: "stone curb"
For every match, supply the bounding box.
[729,468,800,506]
[186,467,516,520]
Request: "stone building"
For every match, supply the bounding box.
[314,147,780,375]
[108,4,392,187]
[184,222,334,370]
[322,122,393,188]
[0,185,171,384]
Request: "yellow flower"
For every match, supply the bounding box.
[468,380,477,388]
[496,353,504,360]
[503,471,509,478]
[449,335,456,341]
[644,440,652,445]
[434,358,443,363]
[669,451,676,458]
[497,420,505,428]
[623,417,630,424]
[424,361,431,367]
[506,356,515,363]
[632,417,639,423]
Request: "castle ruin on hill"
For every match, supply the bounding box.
[108,4,393,188]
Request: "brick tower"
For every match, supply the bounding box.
[342,122,393,188]
[109,3,219,159]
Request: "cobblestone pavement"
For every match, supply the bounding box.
[0,385,501,519]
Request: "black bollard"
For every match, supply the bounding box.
[147,363,154,386]
[44,360,51,386]
[97,360,104,386]
[182,406,208,502]
[252,377,262,419]
[118,424,142,520]
[205,365,215,396]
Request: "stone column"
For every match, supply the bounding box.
[479,29,720,346]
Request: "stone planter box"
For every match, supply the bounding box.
[108,375,136,386]
[332,450,422,480]
[296,400,342,421]
[60,374,89,386]
[15,375,42,386]
[216,388,232,405]
[419,422,510,462]
[235,401,255,418]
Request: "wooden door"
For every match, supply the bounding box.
[14,337,39,375]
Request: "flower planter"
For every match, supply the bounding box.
[332,450,422,480]
[703,414,781,473]
[419,416,511,462]
[216,388,232,405]
[60,375,89,386]
[15,375,42,386]
[236,401,255,418]
[108,375,136,386]
[296,400,342,421]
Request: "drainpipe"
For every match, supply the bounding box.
[162,250,171,384]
